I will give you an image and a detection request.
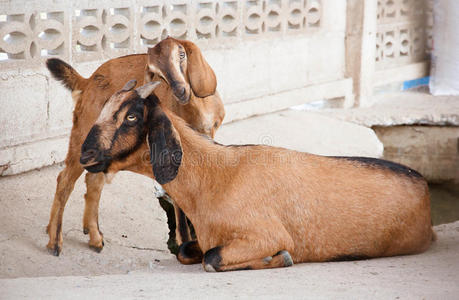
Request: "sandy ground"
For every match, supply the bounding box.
[0,164,458,299]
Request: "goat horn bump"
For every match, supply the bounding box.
[122,79,137,91]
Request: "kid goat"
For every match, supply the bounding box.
[81,81,434,272]
[46,37,224,256]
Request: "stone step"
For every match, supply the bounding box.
[316,91,459,127]
[216,109,384,158]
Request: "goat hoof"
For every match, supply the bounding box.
[89,245,103,253]
[83,228,89,235]
[203,246,222,272]
[47,244,61,256]
[89,235,104,253]
[276,250,293,267]
[203,263,217,272]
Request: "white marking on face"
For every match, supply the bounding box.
[97,92,129,124]
[93,91,134,149]
[147,44,187,86]
[171,46,187,83]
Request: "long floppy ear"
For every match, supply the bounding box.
[178,39,217,97]
[146,101,182,184]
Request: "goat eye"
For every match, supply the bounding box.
[126,114,137,122]
[179,52,186,60]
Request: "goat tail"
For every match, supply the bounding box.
[46,58,87,91]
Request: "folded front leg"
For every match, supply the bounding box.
[177,240,203,264]
[202,229,295,272]
[204,246,293,272]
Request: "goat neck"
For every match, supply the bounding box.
[161,111,231,217]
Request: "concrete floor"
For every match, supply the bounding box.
[1,223,459,299]
[1,103,458,299]
[0,164,458,299]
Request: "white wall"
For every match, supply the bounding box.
[0,0,350,175]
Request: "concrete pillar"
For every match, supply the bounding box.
[345,0,377,107]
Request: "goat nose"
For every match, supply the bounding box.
[175,86,190,104]
[178,87,186,97]
[80,149,98,164]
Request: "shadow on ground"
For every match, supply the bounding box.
[0,163,458,299]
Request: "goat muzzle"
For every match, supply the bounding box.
[171,82,191,104]
[80,149,112,173]
[80,149,99,166]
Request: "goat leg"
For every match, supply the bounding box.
[174,204,192,245]
[177,240,203,264]
[202,227,295,272]
[158,193,200,258]
[46,157,84,256]
[204,247,293,272]
[83,172,105,252]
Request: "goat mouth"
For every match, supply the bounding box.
[173,93,190,105]
[80,161,100,168]
[83,161,110,173]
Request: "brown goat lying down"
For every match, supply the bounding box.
[81,81,434,272]
[46,37,224,256]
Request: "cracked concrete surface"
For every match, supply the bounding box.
[0,165,171,279]
[0,163,458,299]
[0,105,458,298]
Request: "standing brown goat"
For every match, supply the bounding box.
[80,81,434,272]
[46,37,224,257]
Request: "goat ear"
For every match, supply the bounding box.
[146,104,182,184]
[178,39,217,98]
[136,81,160,99]
[122,79,137,91]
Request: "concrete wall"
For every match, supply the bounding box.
[374,125,459,183]
[346,0,433,106]
[0,0,435,175]
[0,0,352,175]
